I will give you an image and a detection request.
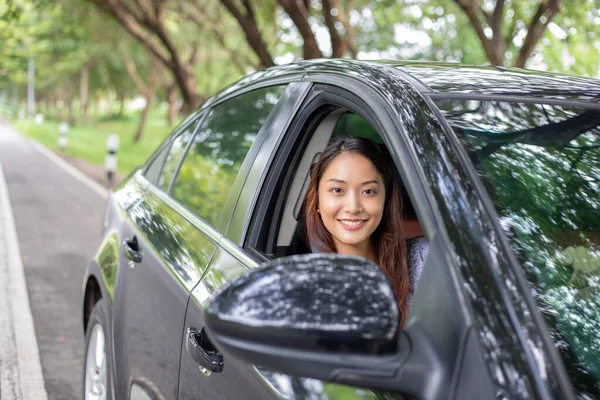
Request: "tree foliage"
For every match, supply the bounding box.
[1,1,89,88]
[2,0,599,139]
[384,0,600,73]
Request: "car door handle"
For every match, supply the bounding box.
[123,236,143,263]
[186,327,224,374]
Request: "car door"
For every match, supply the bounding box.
[178,67,502,400]
[111,112,219,400]
[175,81,311,400]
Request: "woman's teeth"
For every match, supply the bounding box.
[340,220,364,227]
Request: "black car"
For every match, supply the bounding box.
[81,59,600,400]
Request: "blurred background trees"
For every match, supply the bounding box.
[1,0,599,144]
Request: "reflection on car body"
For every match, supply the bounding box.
[81,59,600,400]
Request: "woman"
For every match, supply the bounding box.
[304,136,427,326]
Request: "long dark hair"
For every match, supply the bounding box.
[305,136,409,326]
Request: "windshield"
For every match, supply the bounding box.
[436,99,600,399]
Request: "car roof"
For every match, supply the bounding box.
[208,59,600,110]
[391,61,600,103]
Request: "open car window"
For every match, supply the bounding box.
[263,110,422,259]
[436,99,600,398]
[243,107,428,400]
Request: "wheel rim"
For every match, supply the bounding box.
[85,324,107,400]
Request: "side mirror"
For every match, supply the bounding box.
[205,254,442,397]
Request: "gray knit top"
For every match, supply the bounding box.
[407,237,429,305]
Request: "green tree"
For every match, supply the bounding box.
[387,0,600,73]
[219,0,371,64]
[86,0,204,112]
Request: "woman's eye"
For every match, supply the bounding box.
[331,187,343,194]
[363,189,376,195]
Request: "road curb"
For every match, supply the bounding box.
[0,161,49,400]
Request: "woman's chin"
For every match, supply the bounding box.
[333,235,372,252]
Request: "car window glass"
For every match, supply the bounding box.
[437,99,600,398]
[156,118,200,191]
[144,142,170,184]
[171,85,287,227]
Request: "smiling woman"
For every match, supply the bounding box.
[317,151,385,262]
[304,136,416,326]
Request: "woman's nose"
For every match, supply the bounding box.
[345,192,363,213]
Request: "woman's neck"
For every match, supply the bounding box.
[334,240,378,264]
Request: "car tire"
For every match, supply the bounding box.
[83,299,112,400]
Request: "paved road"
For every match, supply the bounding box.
[0,120,107,399]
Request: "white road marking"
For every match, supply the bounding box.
[0,161,48,400]
[29,139,108,199]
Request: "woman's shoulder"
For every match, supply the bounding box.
[407,236,429,256]
[406,236,429,296]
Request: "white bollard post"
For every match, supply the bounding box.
[34,113,44,125]
[105,134,119,184]
[58,121,68,151]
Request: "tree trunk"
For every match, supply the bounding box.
[107,92,114,116]
[182,3,254,75]
[514,0,562,68]
[173,64,200,114]
[89,0,202,112]
[455,0,504,65]
[47,95,54,120]
[133,96,152,142]
[335,0,357,58]
[68,97,75,125]
[118,92,126,116]
[455,0,563,67]
[11,82,18,113]
[322,0,347,57]
[133,61,160,142]
[167,84,178,126]
[278,0,323,59]
[80,63,89,124]
[42,99,49,119]
[218,0,275,68]
[57,95,65,121]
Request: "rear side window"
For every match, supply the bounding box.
[437,99,600,398]
[171,85,287,227]
[154,117,201,191]
[143,114,202,185]
[144,143,170,184]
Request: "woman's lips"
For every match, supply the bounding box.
[338,219,367,231]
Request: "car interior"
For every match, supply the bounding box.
[266,109,427,262]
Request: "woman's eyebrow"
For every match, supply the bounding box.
[326,178,381,185]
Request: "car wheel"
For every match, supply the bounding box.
[83,300,111,400]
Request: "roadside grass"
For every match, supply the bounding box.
[12,109,173,175]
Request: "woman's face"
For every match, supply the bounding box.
[318,152,386,257]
